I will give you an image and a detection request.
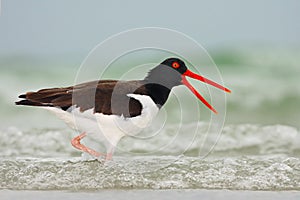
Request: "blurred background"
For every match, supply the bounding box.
[0,0,300,129]
[1,1,300,192]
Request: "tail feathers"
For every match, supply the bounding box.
[18,94,26,98]
[15,85,74,110]
[15,99,54,107]
[15,89,70,108]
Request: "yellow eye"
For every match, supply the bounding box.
[172,62,180,69]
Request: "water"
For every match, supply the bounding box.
[0,124,299,190]
[0,48,300,194]
[1,155,300,190]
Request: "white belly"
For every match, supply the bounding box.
[44,94,159,149]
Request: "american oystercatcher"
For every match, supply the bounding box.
[16,58,231,160]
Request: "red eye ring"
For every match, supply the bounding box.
[172,62,180,69]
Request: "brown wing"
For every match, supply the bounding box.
[16,80,148,117]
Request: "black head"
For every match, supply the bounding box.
[144,57,231,113]
[160,58,188,75]
[144,58,188,88]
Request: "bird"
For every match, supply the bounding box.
[16,58,231,161]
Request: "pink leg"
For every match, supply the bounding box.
[71,132,104,157]
[105,152,113,161]
[105,146,115,161]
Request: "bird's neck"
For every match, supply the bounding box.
[143,66,182,107]
[143,83,171,108]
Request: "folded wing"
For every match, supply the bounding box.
[16,80,147,117]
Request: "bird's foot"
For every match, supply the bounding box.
[71,132,105,158]
[105,152,113,161]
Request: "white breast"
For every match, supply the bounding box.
[44,94,159,149]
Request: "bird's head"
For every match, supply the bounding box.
[146,58,231,114]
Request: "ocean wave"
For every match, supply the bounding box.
[0,124,299,158]
[0,123,300,190]
[213,124,300,156]
[0,156,299,190]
